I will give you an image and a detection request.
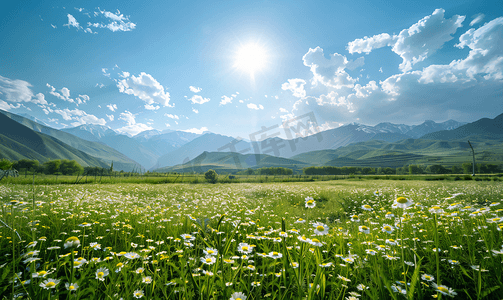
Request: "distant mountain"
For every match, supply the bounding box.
[421,113,503,141]
[0,112,109,167]
[0,110,140,171]
[61,125,201,169]
[62,124,118,142]
[154,151,309,173]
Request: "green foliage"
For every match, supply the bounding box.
[59,159,84,175]
[204,169,218,183]
[0,158,12,170]
[42,159,61,174]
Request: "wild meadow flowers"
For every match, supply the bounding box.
[1,181,502,299]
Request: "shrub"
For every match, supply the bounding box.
[204,169,218,184]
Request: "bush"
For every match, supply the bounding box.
[204,169,218,184]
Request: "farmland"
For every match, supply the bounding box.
[1,180,502,299]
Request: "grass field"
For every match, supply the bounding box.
[1,180,502,299]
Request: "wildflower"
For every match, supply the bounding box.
[65,282,79,291]
[64,236,80,249]
[203,247,218,256]
[246,265,256,271]
[229,291,247,300]
[201,256,216,265]
[96,267,109,281]
[432,283,457,297]
[142,276,153,284]
[448,259,459,265]
[357,283,368,291]
[385,212,394,219]
[429,206,445,214]
[237,243,253,254]
[310,238,323,247]
[268,251,282,259]
[313,222,329,235]
[341,256,355,264]
[374,191,380,196]
[358,226,370,234]
[180,234,195,241]
[386,239,397,246]
[26,241,38,248]
[224,259,235,264]
[124,252,140,259]
[362,204,372,211]
[319,262,333,268]
[382,224,394,234]
[90,242,101,250]
[295,218,306,224]
[251,281,261,287]
[305,199,316,208]
[338,274,351,282]
[298,235,311,243]
[39,278,60,289]
[279,231,288,237]
[394,197,413,209]
[116,262,124,272]
[73,258,87,268]
[366,249,377,255]
[133,289,144,298]
[136,267,145,274]
[421,274,434,281]
[291,262,299,268]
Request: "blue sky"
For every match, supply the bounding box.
[0,0,502,138]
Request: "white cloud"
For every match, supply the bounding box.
[107,104,117,111]
[87,8,136,32]
[279,107,289,113]
[0,75,48,106]
[116,72,172,109]
[470,13,485,26]
[118,110,136,126]
[116,123,153,136]
[220,94,236,105]
[64,14,81,30]
[189,86,202,93]
[247,103,264,110]
[347,33,395,54]
[187,95,210,104]
[302,47,363,89]
[106,114,114,121]
[347,9,465,72]
[192,108,199,114]
[165,123,171,127]
[77,94,89,105]
[144,104,160,110]
[281,79,307,98]
[54,108,106,126]
[182,127,208,134]
[96,83,105,88]
[165,114,179,120]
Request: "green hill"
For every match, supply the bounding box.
[0,110,140,171]
[0,112,109,168]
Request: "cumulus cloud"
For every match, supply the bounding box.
[183,127,208,134]
[165,114,179,120]
[63,14,81,30]
[63,8,136,34]
[115,110,153,135]
[106,114,114,121]
[0,75,48,108]
[281,79,307,98]
[187,95,210,104]
[189,86,202,93]
[303,47,364,89]
[107,104,117,111]
[247,103,264,110]
[54,108,106,126]
[192,108,199,114]
[220,94,238,105]
[347,9,465,72]
[116,72,172,109]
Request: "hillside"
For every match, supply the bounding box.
[0,112,108,167]
[0,110,140,171]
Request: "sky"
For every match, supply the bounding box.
[0,0,502,139]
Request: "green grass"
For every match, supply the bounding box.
[1,180,503,299]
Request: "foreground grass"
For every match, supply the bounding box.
[0,180,502,299]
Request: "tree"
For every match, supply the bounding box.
[204,169,218,184]
[59,160,83,175]
[43,160,61,174]
[0,159,13,170]
[427,164,448,174]
[451,165,461,174]
[462,162,472,174]
[409,165,423,175]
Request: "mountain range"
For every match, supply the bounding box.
[2,108,501,173]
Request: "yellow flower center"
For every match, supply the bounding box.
[208,250,214,254]
[242,246,248,251]
[316,225,325,231]
[237,298,242,300]
[206,258,212,263]
[298,218,303,221]
[384,226,391,231]
[432,206,441,210]
[352,215,359,219]
[46,282,56,288]
[312,239,320,243]
[361,226,368,230]
[98,272,104,277]
[438,286,448,292]
[364,205,371,209]
[396,197,407,204]
[117,263,123,267]
[69,285,75,290]
[39,271,47,275]
[307,200,313,204]
[302,236,307,240]
[273,252,279,256]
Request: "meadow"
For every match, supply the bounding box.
[1,180,502,299]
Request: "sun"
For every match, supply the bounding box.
[233,43,268,77]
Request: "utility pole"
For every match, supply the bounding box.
[468,140,475,176]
